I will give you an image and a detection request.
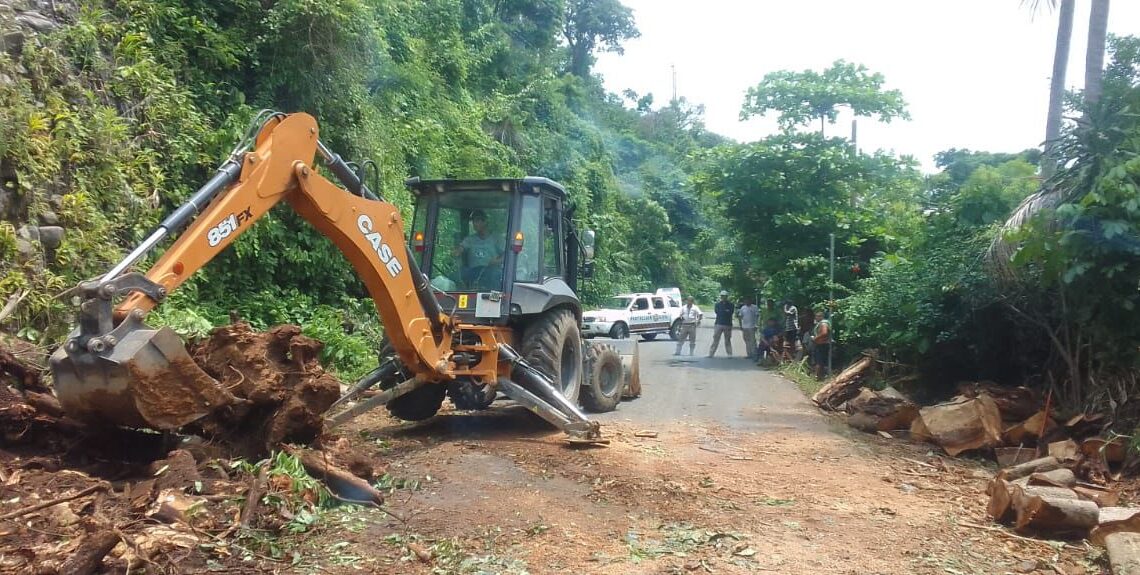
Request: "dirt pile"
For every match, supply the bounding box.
[189,323,341,457]
[0,331,385,574]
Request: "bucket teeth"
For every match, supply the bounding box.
[51,326,236,430]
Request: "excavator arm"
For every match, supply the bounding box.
[51,113,451,428]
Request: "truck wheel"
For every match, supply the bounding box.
[522,309,582,403]
[640,333,658,341]
[609,322,629,340]
[669,319,682,341]
[581,344,622,413]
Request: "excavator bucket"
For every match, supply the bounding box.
[50,325,236,430]
[606,339,641,398]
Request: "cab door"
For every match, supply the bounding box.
[650,296,670,330]
[628,296,652,332]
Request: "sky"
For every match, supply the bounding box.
[594,0,1140,172]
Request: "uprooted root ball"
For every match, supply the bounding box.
[189,323,341,457]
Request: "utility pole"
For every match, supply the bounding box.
[671,64,677,103]
[828,233,835,377]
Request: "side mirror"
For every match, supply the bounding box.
[582,229,596,261]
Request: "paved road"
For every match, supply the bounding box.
[595,325,829,433]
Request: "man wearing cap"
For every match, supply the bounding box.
[708,290,735,357]
[454,209,503,289]
[674,296,702,356]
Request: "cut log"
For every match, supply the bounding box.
[294,449,384,506]
[996,456,1061,482]
[1074,485,1121,508]
[1106,532,1140,575]
[1082,437,1128,465]
[994,446,1037,468]
[1013,492,1098,536]
[989,480,1076,524]
[913,395,1002,456]
[1027,468,1077,488]
[956,382,1041,421]
[1065,412,1108,440]
[1002,410,1058,446]
[1091,508,1140,547]
[1048,439,1080,462]
[812,355,874,410]
[846,396,919,433]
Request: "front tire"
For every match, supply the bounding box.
[374,340,446,421]
[581,344,623,413]
[669,319,682,341]
[521,309,582,404]
[609,322,629,340]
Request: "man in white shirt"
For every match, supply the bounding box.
[738,296,759,359]
[674,296,703,356]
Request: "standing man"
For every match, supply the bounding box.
[811,311,832,379]
[709,290,735,357]
[738,296,759,359]
[674,296,702,356]
[782,299,799,359]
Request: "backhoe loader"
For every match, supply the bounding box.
[48,111,639,443]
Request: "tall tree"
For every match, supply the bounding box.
[1084,0,1111,105]
[740,60,909,135]
[1039,0,1074,178]
[562,0,639,78]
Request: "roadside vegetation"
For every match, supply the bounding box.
[1,1,1139,430]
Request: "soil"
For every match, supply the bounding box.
[189,323,340,457]
[0,326,1118,574]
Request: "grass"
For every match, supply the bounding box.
[776,358,825,396]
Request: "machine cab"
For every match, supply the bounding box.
[405,177,586,325]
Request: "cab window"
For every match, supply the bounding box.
[634,297,649,311]
[669,298,679,308]
[652,297,665,310]
[542,196,561,279]
[515,194,541,283]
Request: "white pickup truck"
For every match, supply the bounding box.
[582,291,684,341]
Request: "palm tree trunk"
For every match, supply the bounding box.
[1043,0,1075,179]
[1084,0,1111,106]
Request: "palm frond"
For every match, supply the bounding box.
[985,184,1063,281]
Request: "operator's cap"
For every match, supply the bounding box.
[719,290,728,296]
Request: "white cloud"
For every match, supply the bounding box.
[595,0,1140,171]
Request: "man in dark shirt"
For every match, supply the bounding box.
[708,290,735,357]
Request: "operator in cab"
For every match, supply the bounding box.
[454,209,504,289]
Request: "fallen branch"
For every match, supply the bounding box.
[958,521,1077,550]
[59,527,119,575]
[240,466,268,529]
[0,289,28,323]
[292,448,385,507]
[0,483,107,522]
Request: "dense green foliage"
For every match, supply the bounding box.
[0,0,719,379]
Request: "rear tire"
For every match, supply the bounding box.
[641,333,658,342]
[581,344,623,413]
[609,322,629,340]
[521,309,582,404]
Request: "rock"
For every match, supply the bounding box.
[37,225,63,248]
[16,224,38,242]
[38,210,58,225]
[16,11,57,32]
[2,30,24,56]
[15,238,33,257]
[45,502,80,527]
